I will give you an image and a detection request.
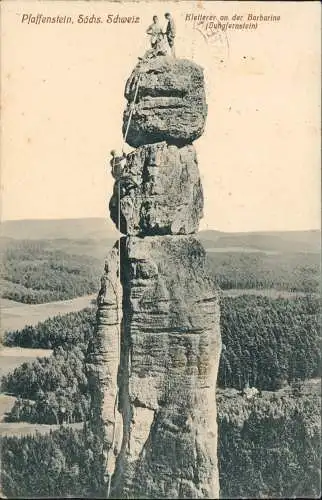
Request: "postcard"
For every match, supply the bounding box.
[1,1,320,499]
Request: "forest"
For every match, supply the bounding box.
[218,295,321,390]
[1,238,320,304]
[2,295,320,425]
[0,231,320,498]
[4,308,96,349]
[1,388,320,499]
[1,426,104,499]
[2,345,90,425]
[207,251,320,292]
[217,388,320,499]
[1,310,95,425]
[1,239,102,303]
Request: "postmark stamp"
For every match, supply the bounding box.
[192,15,230,66]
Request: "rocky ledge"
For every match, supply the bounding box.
[123,57,208,147]
[109,142,204,236]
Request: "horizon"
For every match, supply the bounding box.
[1,216,320,235]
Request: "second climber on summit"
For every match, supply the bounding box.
[164,12,176,57]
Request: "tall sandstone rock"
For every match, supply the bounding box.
[88,56,221,499]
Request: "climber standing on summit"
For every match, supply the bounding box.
[146,15,163,53]
[164,12,176,57]
[142,15,169,59]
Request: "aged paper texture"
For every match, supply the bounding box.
[0,1,321,499]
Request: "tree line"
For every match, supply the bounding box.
[207,251,320,292]
[2,345,90,425]
[1,239,319,305]
[4,308,96,349]
[2,295,320,424]
[1,389,320,499]
[1,240,102,303]
[219,294,320,390]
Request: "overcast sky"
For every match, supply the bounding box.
[1,1,320,232]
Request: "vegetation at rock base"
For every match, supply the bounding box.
[2,295,320,425]
[219,295,321,390]
[0,426,105,499]
[4,308,96,349]
[1,389,320,499]
[218,389,321,499]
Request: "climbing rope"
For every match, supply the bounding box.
[106,67,143,499]
[122,73,142,150]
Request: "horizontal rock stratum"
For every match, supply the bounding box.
[109,142,204,236]
[123,57,208,147]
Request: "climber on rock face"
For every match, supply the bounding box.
[110,150,127,180]
[110,150,139,198]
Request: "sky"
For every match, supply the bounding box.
[1,0,321,232]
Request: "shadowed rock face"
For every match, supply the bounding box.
[86,246,123,486]
[109,142,204,236]
[123,57,208,147]
[111,236,221,499]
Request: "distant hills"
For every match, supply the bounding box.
[199,229,321,254]
[1,218,118,241]
[1,218,320,254]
